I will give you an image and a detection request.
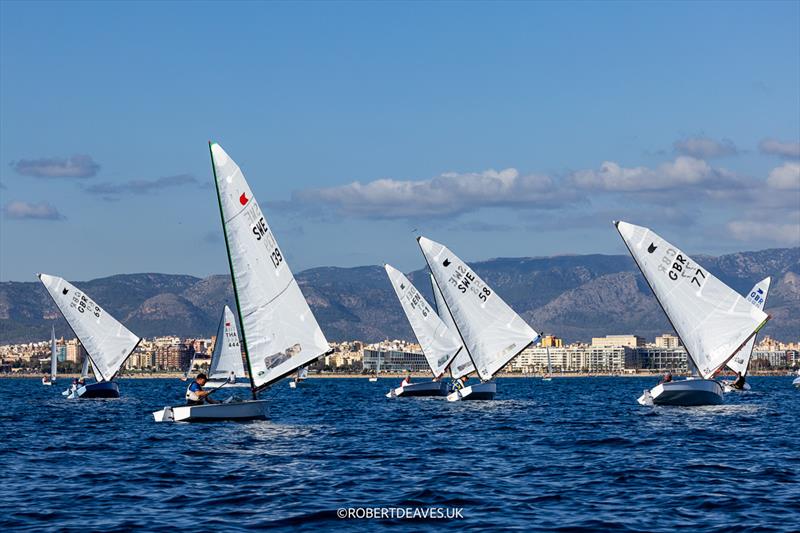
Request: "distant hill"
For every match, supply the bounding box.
[1,248,798,344]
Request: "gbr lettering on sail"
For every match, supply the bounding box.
[657,246,706,289]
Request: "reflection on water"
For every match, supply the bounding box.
[0,376,797,532]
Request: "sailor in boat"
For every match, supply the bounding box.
[450,375,468,393]
[658,372,673,385]
[400,374,412,388]
[186,373,219,406]
[730,371,746,390]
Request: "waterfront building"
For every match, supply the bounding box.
[363,340,428,373]
[591,335,645,349]
[654,334,681,349]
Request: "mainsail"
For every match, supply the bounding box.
[727,277,770,376]
[384,264,462,377]
[429,273,474,379]
[208,306,246,380]
[50,326,57,380]
[209,142,331,392]
[615,221,770,379]
[38,274,140,382]
[418,236,539,381]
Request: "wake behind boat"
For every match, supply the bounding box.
[384,264,462,398]
[614,221,770,407]
[418,236,539,401]
[154,142,332,422]
[38,273,141,399]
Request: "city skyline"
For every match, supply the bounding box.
[1,2,798,281]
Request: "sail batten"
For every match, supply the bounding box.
[418,236,539,381]
[385,264,462,377]
[614,221,770,379]
[209,143,330,391]
[38,273,140,382]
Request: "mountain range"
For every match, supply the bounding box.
[1,247,798,345]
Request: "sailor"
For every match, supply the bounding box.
[451,375,468,392]
[659,372,673,385]
[400,374,411,387]
[731,372,746,390]
[186,373,218,406]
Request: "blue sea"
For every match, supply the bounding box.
[1,376,798,532]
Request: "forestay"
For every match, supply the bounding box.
[385,264,462,377]
[210,143,330,390]
[429,273,474,379]
[208,306,246,380]
[418,237,539,381]
[727,277,770,376]
[38,273,140,382]
[615,221,770,379]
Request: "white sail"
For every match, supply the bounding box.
[208,306,246,380]
[384,264,462,377]
[418,236,539,381]
[38,274,140,382]
[429,273,474,379]
[615,221,770,379]
[80,353,90,380]
[727,277,770,376]
[210,142,330,390]
[50,326,57,380]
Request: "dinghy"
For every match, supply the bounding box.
[793,370,800,389]
[721,278,770,392]
[542,344,553,381]
[417,236,539,401]
[289,367,308,389]
[154,142,332,422]
[368,354,381,382]
[42,326,57,386]
[384,264,462,398]
[203,306,249,388]
[38,273,140,399]
[614,221,770,407]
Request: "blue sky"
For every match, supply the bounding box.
[1,1,798,281]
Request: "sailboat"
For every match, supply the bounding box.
[542,344,553,381]
[722,278,770,392]
[614,221,770,406]
[384,264,463,398]
[368,353,380,382]
[154,142,332,422]
[42,326,57,386]
[418,236,539,401]
[38,274,141,399]
[203,305,249,388]
[793,369,800,389]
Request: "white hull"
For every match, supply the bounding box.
[289,381,297,389]
[721,380,751,393]
[153,400,269,422]
[368,377,378,382]
[793,376,800,388]
[638,378,723,406]
[447,382,497,402]
[42,380,53,386]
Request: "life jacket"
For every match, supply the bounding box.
[185,381,203,401]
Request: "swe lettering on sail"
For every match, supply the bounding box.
[448,265,492,302]
[245,206,283,270]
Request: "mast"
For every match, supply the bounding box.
[209,141,258,400]
[50,326,57,380]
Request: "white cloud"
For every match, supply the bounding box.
[759,138,800,159]
[766,162,800,190]
[728,219,800,246]
[3,201,65,220]
[11,154,100,178]
[292,168,579,219]
[673,136,738,158]
[570,156,724,191]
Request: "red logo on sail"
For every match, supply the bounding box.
[225,322,231,327]
[239,193,249,206]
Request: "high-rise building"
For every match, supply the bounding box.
[591,335,645,349]
[540,335,563,348]
[655,334,681,348]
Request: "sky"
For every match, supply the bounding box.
[1,1,798,282]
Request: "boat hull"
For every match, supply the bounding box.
[638,379,723,406]
[386,381,447,398]
[65,381,120,399]
[793,376,800,388]
[447,382,497,402]
[152,400,269,422]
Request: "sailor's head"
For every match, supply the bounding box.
[664,372,672,379]
[196,373,208,385]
